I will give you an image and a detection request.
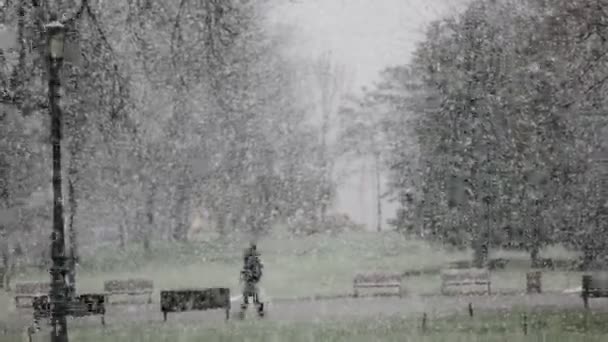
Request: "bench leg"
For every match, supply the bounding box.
[148,293,153,304]
[163,311,168,322]
[101,315,106,326]
[27,326,35,342]
[353,288,359,298]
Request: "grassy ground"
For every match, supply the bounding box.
[3,231,582,299]
[5,232,464,297]
[0,232,597,341]
[9,232,578,297]
[7,308,608,341]
[1,231,584,326]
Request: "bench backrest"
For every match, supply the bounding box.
[448,260,473,269]
[33,293,106,316]
[161,287,230,313]
[104,278,153,293]
[15,281,51,294]
[354,273,402,284]
[487,258,509,270]
[441,268,490,284]
[401,268,441,277]
[583,274,608,290]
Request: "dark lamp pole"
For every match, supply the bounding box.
[46,19,69,342]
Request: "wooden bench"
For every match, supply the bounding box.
[32,293,106,326]
[14,282,50,308]
[401,267,441,277]
[160,287,231,321]
[353,273,403,297]
[532,258,555,270]
[448,260,473,269]
[440,268,491,296]
[582,274,608,308]
[103,278,153,304]
[487,258,509,270]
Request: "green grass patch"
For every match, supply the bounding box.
[6,309,608,342]
[10,232,472,298]
[3,232,582,303]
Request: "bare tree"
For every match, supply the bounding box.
[312,51,346,223]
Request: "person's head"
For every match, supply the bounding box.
[250,242,257,251]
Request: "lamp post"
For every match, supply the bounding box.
[46,18,69,342]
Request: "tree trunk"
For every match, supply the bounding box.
[217,211,227,238]
[0,150,10,290]
[1,246,9,290]
[119,222,127,250]
[320,186,329,224]
[581,242,596,271]
[529,220,541,268]
[143,183,155,252]
[529,201,542,267]
[374,152,382,232]
[117,198,130,250]
[472,237,486,268]
[172,186,190,242]
[530,244,540,268]
[471,206,487,268]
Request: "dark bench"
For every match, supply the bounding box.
[104,278,153,304]
[160,287,231,321]
[353,273,403,297]
[14,282,51,308]
[487,258,509,270]
[401,267,441,277]
[582,274,608,308]
[448,260,473,269]
[440,268,491,296]
[32,293,106,326]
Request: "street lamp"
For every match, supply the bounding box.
[46,18,69,342]
[47,21,66,59]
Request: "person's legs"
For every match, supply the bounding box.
[252,284,264,317]
[240,281,257,318]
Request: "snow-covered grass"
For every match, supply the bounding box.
[6,231,581,300]
[4,308,608,341]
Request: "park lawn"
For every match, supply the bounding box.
[1,232,581,317]
[7,232,472,298]
[7,308,608,342]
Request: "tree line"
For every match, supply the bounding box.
[340,0,608,269]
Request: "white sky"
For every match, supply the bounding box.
[267,0,469,89]
[266,0,470,229]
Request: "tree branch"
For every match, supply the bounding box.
[171,0,188,88]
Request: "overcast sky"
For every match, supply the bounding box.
[267,0,469,89]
